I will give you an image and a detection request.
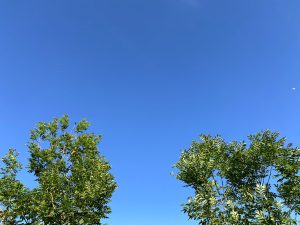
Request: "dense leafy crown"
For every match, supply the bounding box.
[0,115,117,225]
[174,130,300,225]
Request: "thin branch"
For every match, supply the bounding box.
[266,166,273,186]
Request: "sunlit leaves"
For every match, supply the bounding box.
[174,130,300,224]
[0,115,117,225]
[0,150,32,224]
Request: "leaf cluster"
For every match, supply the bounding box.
[0,115,117,225]
[174,130,300,225]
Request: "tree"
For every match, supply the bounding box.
[174,130,300,224]
[0,149,32,224]
[0,115,117,225]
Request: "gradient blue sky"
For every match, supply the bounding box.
[0,1,299,224]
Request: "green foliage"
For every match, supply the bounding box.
[0,115,117,225]
[0,150,32,224]
[174,130,300,225]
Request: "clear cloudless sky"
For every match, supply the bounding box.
[0,0,300,224]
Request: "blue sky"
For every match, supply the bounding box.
[0,0,299,224]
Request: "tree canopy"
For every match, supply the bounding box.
[174,130,300,224]
[0,115,117,225]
